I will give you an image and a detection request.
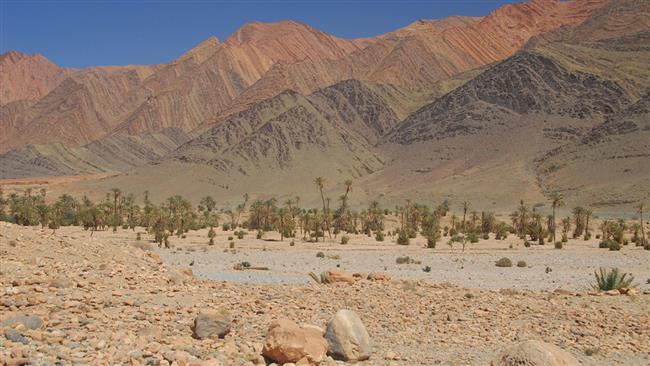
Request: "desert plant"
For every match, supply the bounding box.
[227,236,233,241]
[482,233,489,240]
[316,251,325,258]
[396,256,420,264]
[308,271,329,284]
[593,267,635,291]
[516,260,527,268]
[467,232,479,243]
[554,241,563,249]
[495,257,512,267]
[423,265,432,272]
[375,231,385,242]
[229,241,235,249]
[396,230,410,245]
[290,240,295,246]
[222,223,230,231]
[236,230,245,239]
[136,232,141,241]
[340,235,349,245]
[608,240,622,251]
[524,240,531,248]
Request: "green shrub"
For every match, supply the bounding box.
[236,230,245,239]
[340,235,349,245]
[524,240,531,248]
[426,236,436,249]
[256,231,263,240]
[467,233,479,243]
[222,223,230,231]
[599,240,610,248]
[554,241,563,249]
[516,260,527,268]
[608,240,622,251]
[290,240,295,246]
[227,236,234,241]
[240,261,251,268]
[396,230,410,245]
[545,266,552,274]
[593,267,635,291]
[229,241,235,249]
[316,251,325,258]
[136,232,141,241]
[482,233,489,240]
[375,231,385,242]
[396,256,420,265]
[495,257,512,267]
[423,266,432,272]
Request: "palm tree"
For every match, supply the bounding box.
[549,193,565,243]
[111,188,122,231]
[584,207,593,240]
[314,177,331,238]
[636,203,646,244]
[461,201,469,232]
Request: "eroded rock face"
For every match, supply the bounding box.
[325,310,371,361]
[262,319,328,364]
[491,340,581,366]
[191,309,232,339]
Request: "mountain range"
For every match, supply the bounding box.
[1,0,648,211]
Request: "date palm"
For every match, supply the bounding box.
[314,177,331,239]
[549,193,565,243]
[636,203,646,243]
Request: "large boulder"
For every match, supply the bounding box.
[262,319,328,364]
[191,309,232,339]
[324,309,371,361]
[323,270,356,284]
[491,340,581,366]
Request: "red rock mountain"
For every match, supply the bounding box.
[0,0,609,154]
[0,51,73,106]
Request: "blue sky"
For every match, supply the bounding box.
[1,0,517,68]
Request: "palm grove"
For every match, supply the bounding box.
[0,181,647,251]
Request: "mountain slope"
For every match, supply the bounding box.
[215,0,609,120]
[0,128,190,179]
[78,80,400,204]
[0,21,365,153]
[0,51,74,106]
[535,93,650,206]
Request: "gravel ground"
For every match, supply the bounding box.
[151,228,650,291]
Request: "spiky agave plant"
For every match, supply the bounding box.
[593,268,636,291]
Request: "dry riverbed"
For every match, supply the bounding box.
[1,223,649,365]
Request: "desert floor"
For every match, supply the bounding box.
[1,223,649,365]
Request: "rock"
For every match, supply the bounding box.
[491,340,581,366]
[4,328,29,344]
[49,277,74,288]
[262,319,328,364]
[1,314,44,330]
[191,309,232,339]
[324,310,371,361]
[367,272,391,281]
[323,270,356,284]
[168,270,190,285]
